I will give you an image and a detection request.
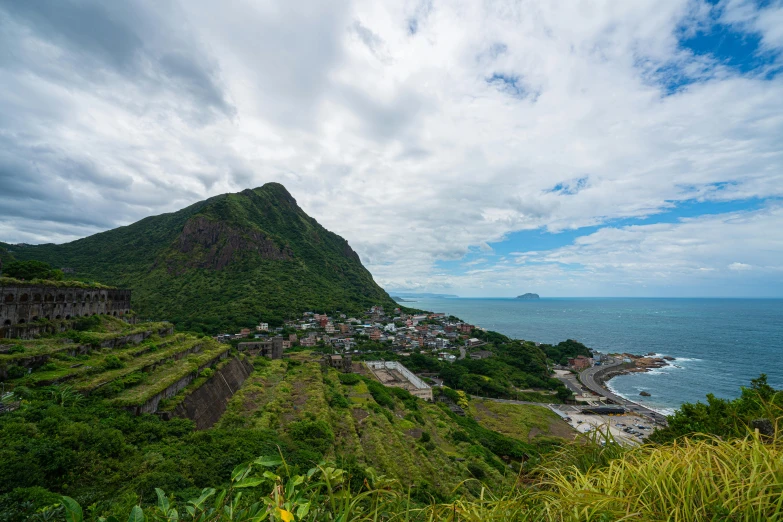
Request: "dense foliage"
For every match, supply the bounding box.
[1,183,396,334]
[441,331,573,400]
[0,389,290,521]
[540,339,592,366]
[649,374,782,443]
[1,260,64,281]
[41,422,783,522]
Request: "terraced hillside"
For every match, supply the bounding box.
[0,316,246,424]
[216,352,573,497]
[0,318,581,517]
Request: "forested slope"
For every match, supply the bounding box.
[1,184,395,333]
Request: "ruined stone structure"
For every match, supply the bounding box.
[0,284,132,327]
[237,336,285,359]
[322,353,353,373]
[366,360,433,401]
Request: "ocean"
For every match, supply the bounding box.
[404,297,783,414]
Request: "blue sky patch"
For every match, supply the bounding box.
[680,22,773,75]
[486,72,536,99]
[468,198,769,263]
[548,176,589,195]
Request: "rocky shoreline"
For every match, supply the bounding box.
[594,353,675,395]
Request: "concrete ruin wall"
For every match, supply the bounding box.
[172,357,254,429]
[0,285,132,327]
[366,360,433,401]
[237,338,284,359]
[125,350,230,416]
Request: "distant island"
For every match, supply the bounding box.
[516,293,540,299]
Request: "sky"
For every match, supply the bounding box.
[1,0,782,298]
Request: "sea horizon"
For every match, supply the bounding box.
[397,296,783,300]
[403,296,783,414]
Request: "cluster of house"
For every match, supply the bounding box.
[214,305,488,362]
[568,355,594,370]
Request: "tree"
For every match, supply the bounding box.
[2,260,63,281]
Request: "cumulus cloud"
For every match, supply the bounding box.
[0,0,782,296]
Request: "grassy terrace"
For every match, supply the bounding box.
[11,333,189,386]
[109,339,230,407]
[215,352,564,496]
[72,335,205,392]
[0,319,172,364]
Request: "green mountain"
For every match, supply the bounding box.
[1,183,395,333]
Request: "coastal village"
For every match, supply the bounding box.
[214,305,488,364]
[213,304,669,444]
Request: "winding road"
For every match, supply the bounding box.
[575,358,669,425]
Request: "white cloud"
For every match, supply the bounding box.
[404,205,783,296]
[1,0,782,296]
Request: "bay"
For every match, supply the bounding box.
[403,297,783,414]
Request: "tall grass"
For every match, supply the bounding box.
[51,433,783,522]
[427,432,783,521]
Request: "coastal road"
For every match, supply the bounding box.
[553,369,584,395]
[578,358,668,426]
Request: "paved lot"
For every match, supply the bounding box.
[554,406,654,446]
[471,396,659,445]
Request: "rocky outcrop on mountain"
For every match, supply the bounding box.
[175,216,293,271]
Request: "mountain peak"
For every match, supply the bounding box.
[252,182,297,205]
[7,184,394,333]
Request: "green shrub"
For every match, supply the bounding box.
[103,355,125,370]
[2,260,62,281]
[200,368,214,378]
[327,390,349,409]
[0,486,61,522]
[420,431,431,443]
[364,378,395,409]
[287,420,334,455]
[338,373,361,385]
[122,372,145,387]
[6,365,26,379]
[467,461,486,479]
[451,430,471,443]
[38,362,58,372]
[253,356,270,369]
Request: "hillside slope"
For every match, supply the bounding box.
[1,183,394,333]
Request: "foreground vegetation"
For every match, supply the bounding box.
[0,356,570,521]
[5,371,781,521]
[44,428,783,522]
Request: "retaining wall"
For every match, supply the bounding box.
[124,350,230,416]
[172,357,254,429]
